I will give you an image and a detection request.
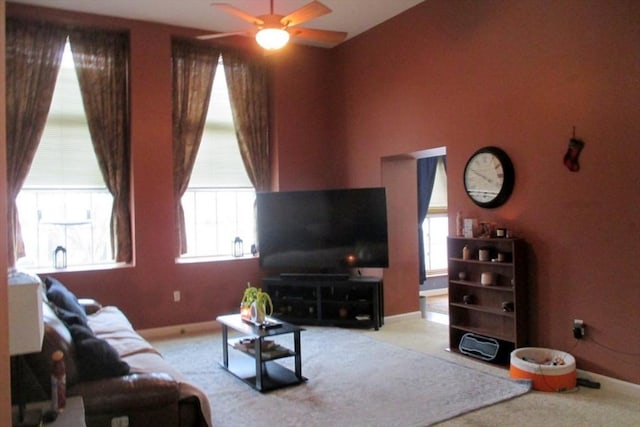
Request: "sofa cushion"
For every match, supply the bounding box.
[53,305,89,328]
[87,306,159,358]
[68,324,130,381]
[44,276,88,325]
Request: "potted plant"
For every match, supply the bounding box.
[240,283,273,323]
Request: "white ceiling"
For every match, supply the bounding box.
[9,0,425,47]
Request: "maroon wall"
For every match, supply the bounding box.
[270,45,344,190]
[332,0,640,383]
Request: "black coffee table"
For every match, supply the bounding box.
[216,314,307,392]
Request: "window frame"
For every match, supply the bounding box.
[422,211,449,276]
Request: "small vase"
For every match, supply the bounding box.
[250,301,266,324]
[240,304,251,321]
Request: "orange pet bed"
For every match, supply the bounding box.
[510,347,576,392]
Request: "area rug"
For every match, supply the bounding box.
[152,327,530,427]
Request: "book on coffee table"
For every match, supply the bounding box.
[231,338,291,359]
[247,345,291,360]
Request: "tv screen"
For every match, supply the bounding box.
[256,188,389,272]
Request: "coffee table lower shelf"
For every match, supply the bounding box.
[219,358,307,392]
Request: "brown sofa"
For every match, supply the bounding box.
[12,272,211,427]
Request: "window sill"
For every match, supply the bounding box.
[176,254,259,264]
[17,262,132,275]
[426,272,448,278]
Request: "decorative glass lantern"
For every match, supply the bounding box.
[54,246,67,269]
[233,237,244,257]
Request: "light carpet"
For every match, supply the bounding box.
[425,294,449,315]
[152,327,530,427]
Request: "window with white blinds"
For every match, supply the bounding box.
[180,58,256,258]
[187,59,252,189]
[24,40,105,189]
[428,157,448,212]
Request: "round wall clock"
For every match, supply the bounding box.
[463,146,515,208]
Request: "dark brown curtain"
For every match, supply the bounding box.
[5,19,67,267]
[69,29,132,263]
[417,156,440,284]
[222,51,271,192]
[172,39,220,255]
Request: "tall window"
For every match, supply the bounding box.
[16,40,113,269]
[422,157,448,274]
[180,59,255,258]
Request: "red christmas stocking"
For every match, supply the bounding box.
[564,138,584,172]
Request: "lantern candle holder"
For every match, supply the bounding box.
[233,237,244,257]
[54,246,67,269]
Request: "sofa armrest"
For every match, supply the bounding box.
[68,373,180,415]
[78,298,103,315]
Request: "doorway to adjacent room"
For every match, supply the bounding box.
[417,149,448,324]
[380,147,448,321]
[418,154,448,290]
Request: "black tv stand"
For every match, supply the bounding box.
[279,273,350,281]
[264,276,383,330]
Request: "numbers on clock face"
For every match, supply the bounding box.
[464,153,504,203]
[463,146,514,208]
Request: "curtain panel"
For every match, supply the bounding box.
[222,50,271,192]
[171,39,220,256]
[69,29,132,263]
[5,19,67,267]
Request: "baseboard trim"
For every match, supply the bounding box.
[419,288,448,297]
[138,320,220,340]
[384,311,422,323]
[138,313,422,338]
[577,369,640,397]
[138,313,423,337]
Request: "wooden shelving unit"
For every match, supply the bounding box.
[447,236,527,362]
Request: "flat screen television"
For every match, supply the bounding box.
[256,187,389,273]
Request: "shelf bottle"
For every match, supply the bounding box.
[462,245,471,260]
[51,350,66,413]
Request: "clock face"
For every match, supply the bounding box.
[463,147,514,208]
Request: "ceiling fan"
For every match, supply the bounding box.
[197,0,348,50]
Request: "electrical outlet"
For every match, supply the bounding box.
[173,290,181,302]
[573,319,585,339]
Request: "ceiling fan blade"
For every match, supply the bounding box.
[289,27,347,45]
[212,3,264,25]
[280,1,331,27]
[196,30,252,40]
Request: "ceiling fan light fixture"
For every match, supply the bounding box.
[256,27,290,50]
